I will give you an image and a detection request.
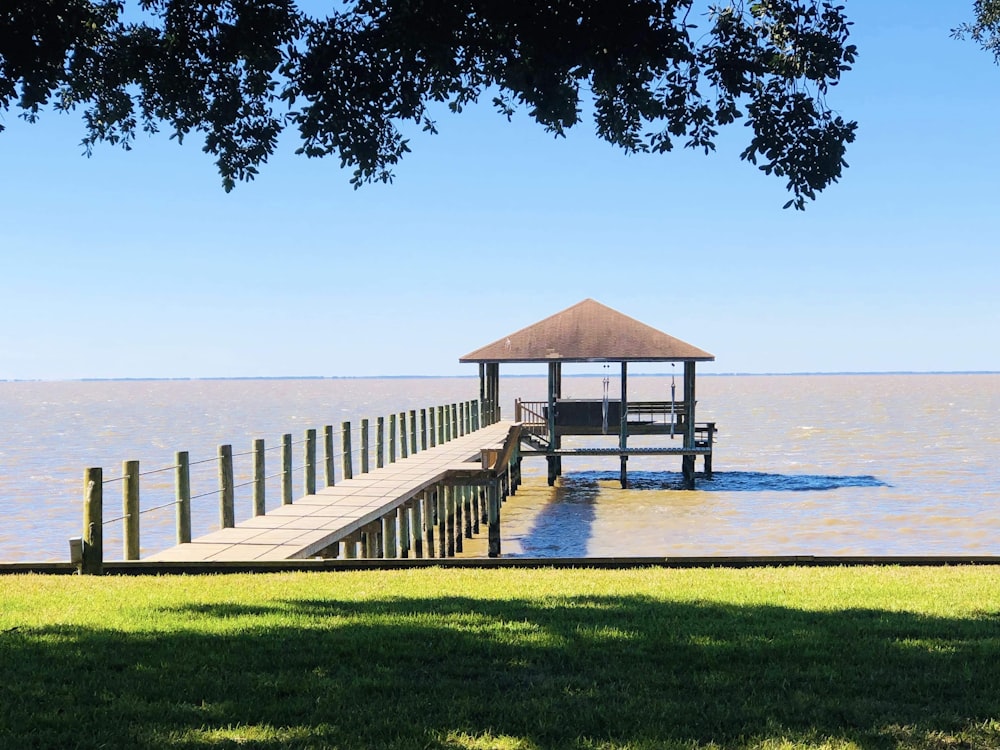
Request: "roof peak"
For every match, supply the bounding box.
[460,299,714,364]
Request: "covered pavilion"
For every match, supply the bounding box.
[460,299,717,488]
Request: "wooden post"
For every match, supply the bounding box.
[361,419,370,474]
[410,499,423,558]
[423,490,435,558]
[343,535,357,559]
[487,479,501,558]
[389,413,397,463]
[620,361,629,489]
[479,363,486,425]
[304,428,317,496]
[463,485,473,539]
[324,425,336,486]
[253,439,266,516]
[483,364,492,425]
[438,485,447,558]
[383,513,397,559]
[451,403,458,441]
[683,360,697,490]
[429,408,437,448]
[376,416,385,468]
[175,451,191,544]
[472,486,481,535]
[281,433,293,505]
[420,408,428,450]
[82,467,103,574]
[458,402,465,436]
[446,486,456,556]
[219,444,235,529]
[547,361,558,486]
[488,363,501,422]
[705,423,715,478]
[437,406,445,445]
[363,526,378,558]
[472,400,480,431]
[399,412,408,459]
[409,410,418,455]
[399,502,410,559]
[341,421,353,480]
[122,459,140,561]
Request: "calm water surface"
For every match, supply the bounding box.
[1,374,997,561]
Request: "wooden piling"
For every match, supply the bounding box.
[437,406,445,445]
[420,408,428,451]
[253,439,266,516]
[123,459,140,561]
[305,428,317,496]
[219,445,235,528]
[82,467,103,575]
[410,499,423,559]
[341,421,353,480]
[429,408,437,448]
[398,502,410,559]
[399,412,408,459]
[383,513,397,559]
[705,423,715,477]
[487,480,501,558]
[424,490,435,557]
[438,486,447,558]
[175,451,191,544]
[281,433,293,505]
[361,419,370,473]
[409,410,418,454]
[389,413,397,463]
[376,416,385,468]
[324,425,335,486]
[455,486,464,553]
[463,485,473,539]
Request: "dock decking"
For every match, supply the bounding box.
[146,421,517,563]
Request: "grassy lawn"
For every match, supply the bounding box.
[2,566,999,749]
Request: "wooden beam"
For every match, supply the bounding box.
[620,361,628,489]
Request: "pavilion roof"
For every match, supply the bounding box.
[459,299,714,364]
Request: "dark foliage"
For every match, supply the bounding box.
[1,1,858,207]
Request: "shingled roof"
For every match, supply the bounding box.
[459,299,714,364]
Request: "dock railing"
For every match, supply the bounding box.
[73,398,490,574]
[515,399,692,429]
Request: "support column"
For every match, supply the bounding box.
[546,361,558,486]
[479,363,487,424]
[620,361,629,489]
[682,360,697,489]
[487,479,501,558]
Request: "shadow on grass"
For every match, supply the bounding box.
[2,595,999,749]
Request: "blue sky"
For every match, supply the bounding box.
[1,2,997,380]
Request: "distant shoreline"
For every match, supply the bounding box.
[2,371,998,384]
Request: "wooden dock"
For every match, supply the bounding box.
[145,421,519,563]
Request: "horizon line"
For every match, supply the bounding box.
[2,370,998,384]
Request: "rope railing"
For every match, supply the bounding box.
[74,398,485,573]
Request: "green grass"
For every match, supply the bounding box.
[2,567,1000,749]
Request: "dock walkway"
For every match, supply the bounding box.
[147,421,516,563]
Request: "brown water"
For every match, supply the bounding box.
[1,374,997,561]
